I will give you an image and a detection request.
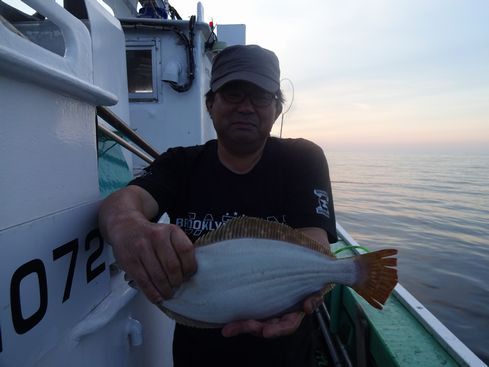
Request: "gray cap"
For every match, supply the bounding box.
[210,45,280,93]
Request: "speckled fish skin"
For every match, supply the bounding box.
[155,217,398,328]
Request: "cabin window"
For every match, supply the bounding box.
[126,44,158,101]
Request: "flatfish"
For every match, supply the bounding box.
[154,217,398,327]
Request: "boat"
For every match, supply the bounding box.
[0,0,486,366]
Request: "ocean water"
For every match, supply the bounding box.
[326,151,489,364]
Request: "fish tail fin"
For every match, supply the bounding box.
[351,249,398,309]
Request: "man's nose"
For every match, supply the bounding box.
[236,95,255,112]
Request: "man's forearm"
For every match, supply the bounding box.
[98,185,158,244]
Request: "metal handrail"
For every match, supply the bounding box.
[316,307,342,367]
[97,124,154,164]
[96,106,160,160]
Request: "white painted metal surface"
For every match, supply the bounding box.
[87,0,130,122]
[0,0,114,230]
[121,14,216,172]
[0,1,215,366]
[217,24,246,46]
[0,0,116,105]
[0,201,110,366]
[0,1,154,365]
[86,0,134,169]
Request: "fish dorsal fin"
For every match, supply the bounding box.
[194,216,333,257]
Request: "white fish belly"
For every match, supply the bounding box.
[161,238,357,324]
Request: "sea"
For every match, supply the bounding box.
[326,151,489,364]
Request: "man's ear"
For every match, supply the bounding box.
[274,102,283,120]
[206,99,213,116]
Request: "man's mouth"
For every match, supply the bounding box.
[231,121,257,128]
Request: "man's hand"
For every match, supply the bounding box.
[113,221,196,303]
[221,311,305,338]
[99,186,197,303]
[221,293,324,338]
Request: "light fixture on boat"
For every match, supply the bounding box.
[161,60,182,84]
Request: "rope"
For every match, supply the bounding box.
[333,245,371,256]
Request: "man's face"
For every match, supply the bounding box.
[207,81,281,155]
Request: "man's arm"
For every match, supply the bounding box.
[299,227,330,247]
[221,226,330,338]
[99,185,197,303]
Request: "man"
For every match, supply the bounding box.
[99,44,337,366]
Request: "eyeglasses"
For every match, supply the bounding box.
[219,87,278,107]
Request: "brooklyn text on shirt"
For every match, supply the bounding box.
[175,212,287,237]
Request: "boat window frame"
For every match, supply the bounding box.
[126,39,159,102]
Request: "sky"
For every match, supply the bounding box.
[178,0,489,154]
[6,0,489,154]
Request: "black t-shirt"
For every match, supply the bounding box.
[130,137,337,366]
[131,137,336,242]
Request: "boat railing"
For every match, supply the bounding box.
[0,0,116,107]
[96,106,159,164]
